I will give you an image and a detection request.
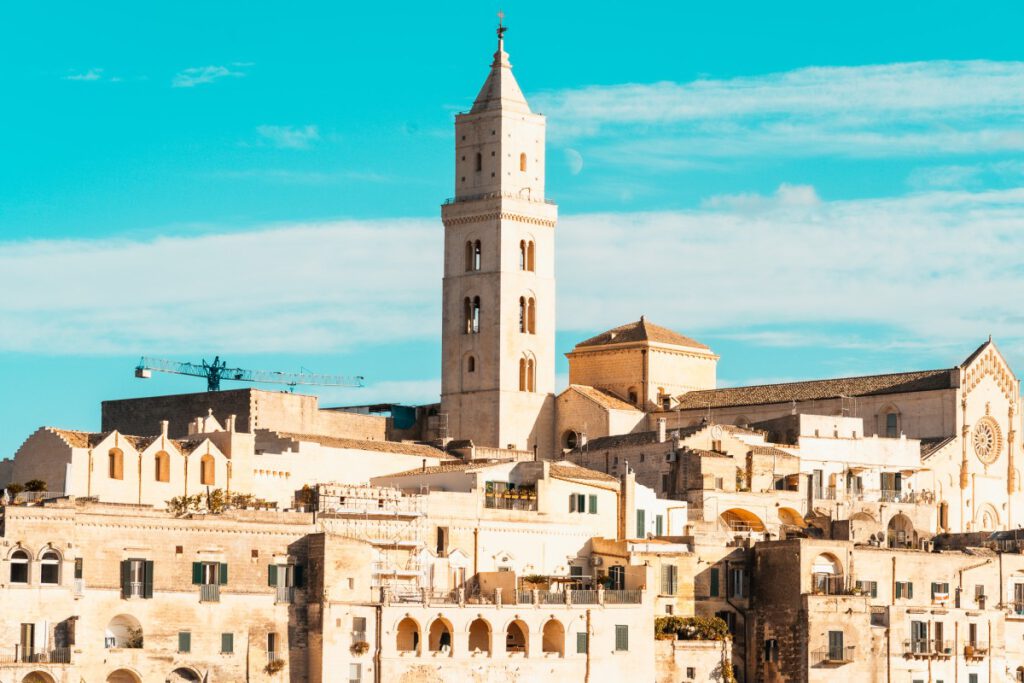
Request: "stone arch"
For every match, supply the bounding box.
[541,618,565,656]
[562,429,581,450]
[21,673,56,683]
[106,669,143,683]
[734,416,751,428]
[887,513,916,548]
[719,508,765,532]
[811,552,844,594]
[167,668,201,683]
[105,614,143,648]
[878,404,901,437]
[38,546,61,585]
[778,507,805,528]
[467,617,491,654]
[976,503,1000,531]
[395,617,420,653]
[108,447,124,479]
[199,454,215,485]
[504,618,529,655]
[9,546,30,583]
[154,451,170,482]
[427,617,453,655]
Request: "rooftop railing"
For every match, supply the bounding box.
[443,191,556,206]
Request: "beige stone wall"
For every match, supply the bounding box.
[655,639,731,683]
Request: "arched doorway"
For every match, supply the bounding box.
[107,669,142,683]
[505,619,528,655]
[22,673,56,683]
[811,553,844,595]
[167,669,201,683]
[396,617,420,653]
[887,513,916,549]
[541,619,565,656]
[105,614,143,648]
[427,618,453,655]
[468,618,491,654]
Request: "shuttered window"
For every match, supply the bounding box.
[221,632,234,654]
[576,632,588,654]
[636,509,646,538]
[178,632,191,653]
[614,625,628,651]
[588,494,597,514]
[709,567,719,597]
[661,564,678,596]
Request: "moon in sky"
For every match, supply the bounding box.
[565,148,584,175]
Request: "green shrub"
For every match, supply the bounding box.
[24,479,47,492]
[654,615,731,641]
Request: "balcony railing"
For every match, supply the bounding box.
[965,642,988,658]
[268,651,283,665]
[1,646,72,664]
[125,581,143,599]
[200,583,220,602]
[603,589,642,604]
[443,190,556,206]
[571,589,599,604]
[276,585,295,604]
[904,639,953,657]
[812,646,855,665]
[813,487,837,500]
[811,575,852,596]
[1009,601,1024,616]
[73,578,85,596]
[484,494,538,511]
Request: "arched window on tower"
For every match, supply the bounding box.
[527,358,535,392]
[473,240,481,271]
[154,451,170,482]
[519,358,527,391]
[520,153,527,172]
[464,296,480,334]
[475,153,482,172]
[527,297,536,334]
[527,241,535,271]
[519,297,526,333]
[519,240,527,270]
[467,356,476,373]
[465,241,473,272]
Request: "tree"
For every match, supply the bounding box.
[24,479,47,492]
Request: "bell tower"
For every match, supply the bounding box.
[439,20,556,457]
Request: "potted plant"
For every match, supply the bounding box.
[350,640,370,655]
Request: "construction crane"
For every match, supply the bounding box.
[134,356,365,392]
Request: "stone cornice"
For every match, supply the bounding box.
[443,211,556,228]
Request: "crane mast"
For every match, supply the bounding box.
[135,356,365,392]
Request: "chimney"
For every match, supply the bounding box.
[226,414,236,433]
[159,420,169,438]
[657,418,667,443]
[421,458,427,473]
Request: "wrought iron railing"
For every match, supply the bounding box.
[276,585,295,604]
[812,645,855,665]
[200,583,220,602]
[604,589,642,604]
[484,494,538,511]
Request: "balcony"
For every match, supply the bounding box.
[812,646,855,666]
[811,575,854,596]
[813,487,837,500]
[1008,601,1024,616]
[199,584,220,603]
[484,493,538,511]
[124,581,143,599]
[275,585,295,604]
[964,642,988,659]
[903,639,953,658]
[0,646,72,664]
[73,578,85,597]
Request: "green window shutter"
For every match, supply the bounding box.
[268,564,278,587]
[294,564,305,588]
[615,625,628,651]
[576,632,588,654]
[710,568,719,597]
[636,509,645,538]
[74,558,83,580]
[221,632,234,654]
[588,494,597,514]
[908,582,913,599]
[577,494,586,512]
[191,562,202,585]
[219,562,229,585]
[656,515,664,536]
[143,560,154,599]
[871,581,878,598]
[178,632,191,653]
[120,560,131,598]
[931,582,937,598]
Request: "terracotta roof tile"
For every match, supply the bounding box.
[573,425,704,452]
[748,445,796,459]
[383,459,513,478]
[675,369,953,410]
[548,462,619,483]
[575,318,710,351]
[921,436,957,459]
[275,432,451,458]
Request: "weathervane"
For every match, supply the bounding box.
[497,10,507,39]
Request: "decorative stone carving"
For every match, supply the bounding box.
[972,417,1002,465]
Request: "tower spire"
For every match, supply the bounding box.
[493,10,511,69]
[472,12,527,113]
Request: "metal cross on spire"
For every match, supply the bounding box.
[497,10,507,39]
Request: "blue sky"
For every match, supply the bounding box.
[2,1,1024,456]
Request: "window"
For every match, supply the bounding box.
[895,581,913,599]
[614,625,628,652]
[969,675,979,683]
[178,631,191,653]
[519,240,526,270]
[569,493,586,513]
[636,509,646,538]
[519,297,527,332]
[467,356,475,373]
[686,668,695,679]
[154,451,170,482]
[709,567,719,597]
[828,631,844,660]
[886,412,898,438]
[39,550,60,585]
[120,558,153,599]
[200,455,215,485]
[526,241,535,271]
[221,632,234,654]
[661,473,670,493]
[518,357,535,392]
[764,638,779,662]
[74,558,83,580]
[192,561,227,586]
[570,565,584,578]
[349,663,362,683]
[628,389,638,405]
[9,549,29,583]
[527,297,536,334]
[268,563,304,589]
[475,152,482,172]
[608,565,625,590]
[655,514,664,536]
[564,430,580,450]
[576,632,588,654]
[855,580,878,598]
[436,527,449,555]
[931,582,950,601]
[910,620,928,653]
[472,240,481,270]
[716,610,737,634]
[520,153,527,172]
[968,622,978,646]
[975,584,986,602]
[661,564,678,596]
[728,568,747,599]
[109,448,124,479]
[464,296,481,333]
[588,494,597,515]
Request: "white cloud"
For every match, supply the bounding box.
[533,60,1024,159]
[172,65,246,88]
[2,186,1024,356]
[255,125,321,150]
[65,69,104,82]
